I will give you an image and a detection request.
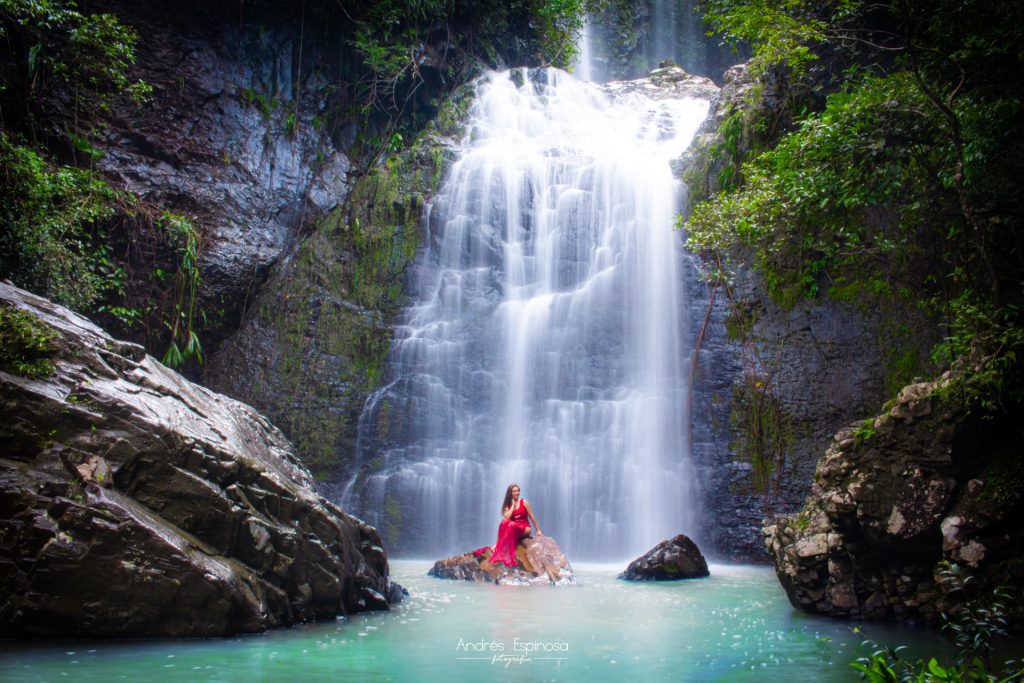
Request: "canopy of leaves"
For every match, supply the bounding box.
[0,130,124,310]
[689,0,1024,408]
[0,0,151,124]
[343,0,591,118]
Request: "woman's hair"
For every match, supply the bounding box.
[502,483,520,513]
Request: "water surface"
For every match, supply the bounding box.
[1,560,960,682]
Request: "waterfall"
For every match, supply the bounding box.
[650,0,678,67]
[343,68,710,561]
[573,21,598,82]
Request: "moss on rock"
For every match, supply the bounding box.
[205,87,469,482]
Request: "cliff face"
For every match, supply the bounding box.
[763,362,1023,623]
[88,1,355,353]
[203,90,470,483]
[683,64,903,562]
[0,282,400,638]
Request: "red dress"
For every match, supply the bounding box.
[487,499,531,567]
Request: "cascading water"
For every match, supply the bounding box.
[650,0,678,68]
[343,68,710,561]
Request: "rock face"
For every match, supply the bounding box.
[204,90,467,482]
[619,534,710,581]
[429,536,576,586]
[763,366,1024,624]
[678,61,930,563]
[602,64,720,101]
[87,2,358,352]
[0,282,400,638]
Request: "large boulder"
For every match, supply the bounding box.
[619,534,710,581]
[0,282,401,637]
[763,358,1024,624]
[429,536,575,586]
[602,64,720,102]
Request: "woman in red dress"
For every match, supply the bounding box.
[480,483,543,567]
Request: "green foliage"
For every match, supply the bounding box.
[929,294,1024,414]
[701,0,829,79]
[155,211,203,368]
[731,370,791,496]
[689,0,1024,409]
[851,566,1024,682]
[0,131,126,310]
[791,510,810,532]
[0,302,57,378]
[347,0,590,116]
[0,0,151,118]
[687,71,933,305]
[852,419,875,443]
[530,0,588,67]
[0,132,204,369]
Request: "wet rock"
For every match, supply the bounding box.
[429,536,575,585]
[763,356,1024,624]
[204,85,470,486]
[0,282,401,638]
[602,65,719,102]
[80,3,357,353]
[618,534,710,581]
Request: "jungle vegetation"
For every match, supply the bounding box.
[686,0,1024,413]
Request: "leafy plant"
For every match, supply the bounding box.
[0,131,127,311]
[851,565,1024,682]
[853,419,875,444]
[0,0,151,128]
[0,303,57,378]
[688,0,1024,412]
[155,211,203,368]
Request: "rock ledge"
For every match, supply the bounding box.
[0,282,400,637]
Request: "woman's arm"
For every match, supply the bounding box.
[503,504,514,519]
[523,500,542,535]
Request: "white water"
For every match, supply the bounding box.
[344,68,710,561]
[573,21,598,82]
[651,0,678,67]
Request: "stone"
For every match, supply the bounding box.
[83,3,359,354]
[428,536,575,586]
[763,355,1024,625]
[618,534,710,581]
[603,65,719,102]
[0,282,401,638]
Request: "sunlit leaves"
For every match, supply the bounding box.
[701,0,828,78]
[686,72,933,303]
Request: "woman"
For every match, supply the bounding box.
[481,483,543,567]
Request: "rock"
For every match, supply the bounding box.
[763,358,1024,624]
[81,3,361,353]
[0,282,401,638]
[619,534,710,581]
[428,536,576,586]
[204,85,469,487]
[602,65,719,102]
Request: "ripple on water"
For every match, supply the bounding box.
[0,561,1009,683]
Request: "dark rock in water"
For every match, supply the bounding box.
[0,282,401,638]
[619,534,710,581]
[429,536,576,585]
[763,354,1024,625]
